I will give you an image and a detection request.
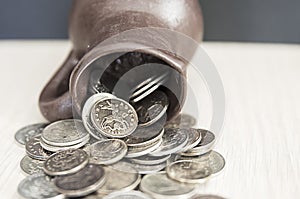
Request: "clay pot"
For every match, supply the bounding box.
[39,0,203,122]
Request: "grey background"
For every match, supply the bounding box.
[0,0,299,43]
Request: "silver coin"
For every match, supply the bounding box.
[42,119,89,147]
[166,160,212,183]
[86,139,127,165]
[126,138,162,158]
[26,135,52,160]
[20,155,44,175]
[18,172,63,199]
[40,135,90,152]
[43,149,89,176]
[191,195,226,199]
[54,164,105,197]
[97,164,141,194]
[126,160,167,175]
[150,128,188,157]
[82,93,113,140]
[130,154,171,165]
[15,123,48,145]
[90,96,138,138]
[124,114,166,147]
[140,172,197,199]
[165,113,196,128]
[178,151,226,176]
[132,90,169,127]
[103,191,153,199]
[181,130,215,156]
[180,128,202,152]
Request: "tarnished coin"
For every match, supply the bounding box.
[42,119,89,147]
[181,129,215,156]
[82,93,113,140]
[86,139,127,165]
[26,135,52,160]
[90,96,138,138]
[40,135,90,152]
[124,114,166,147]
[54,164,106,197]
[103,191,153,199]
[191,195,226,199]
[18,173,63,199]
[140,172,197,199]
[180,128,202,152]
[165,113,196,128]
[178,151,225,176]
[97,164,141,194]
[166,160,212,183]
[15,123,48,145]
[132,90,169,127]
[126,138,162,158]
[150,128,188,157]
[20,155,44,175]
[43,149,89,176]
[130,154,171,165]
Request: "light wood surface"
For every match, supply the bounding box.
[0,41,299,199]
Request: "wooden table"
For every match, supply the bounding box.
[0,41,299,199]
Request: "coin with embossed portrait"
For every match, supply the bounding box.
[20,155,44,175]
[43,149,89,176]
[18,173,63,199]
[90,96,138,138]
[54,164,105,197]
[42,119,89,147]
[15,123,48,145]
[86,139,127,165]
[150,128,188,157]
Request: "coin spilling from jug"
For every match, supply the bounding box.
[15,87,226,199]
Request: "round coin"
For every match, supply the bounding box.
[127,161,166,175]
[97,164,141,194]
[43,149,89,176]
[54,164,106,197]
[42,119,89,147]
[132,90,169,127]
[90,96,138,138]
[20,155,44,175]
[86,139,127,165]
[150,128,188,157]
[18,173,63,199]
[166,160,212,183]
[178,151,225,176]
[26,135,52,160]
[15,123,48,145]
[103,191,153,199]
[180,128,202,152]
[181,129,215,156]
[140,172,197,199]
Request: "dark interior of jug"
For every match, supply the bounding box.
[76,51,186,121]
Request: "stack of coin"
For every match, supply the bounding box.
[16,86,226,198]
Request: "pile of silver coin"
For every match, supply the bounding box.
[15,89,226,199]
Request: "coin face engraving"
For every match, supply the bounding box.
[54,164,105,197]
[15,123,48,145]
[91,98,138,138]
[18,173,62,199]
[87,139,127,165]
[20,155,44,175]
[42,119,89,146]
[44,149,88,176]
[166,160,212,183]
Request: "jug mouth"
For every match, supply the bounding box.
[70,42,187,121]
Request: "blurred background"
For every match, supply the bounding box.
[0,0,299,43]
